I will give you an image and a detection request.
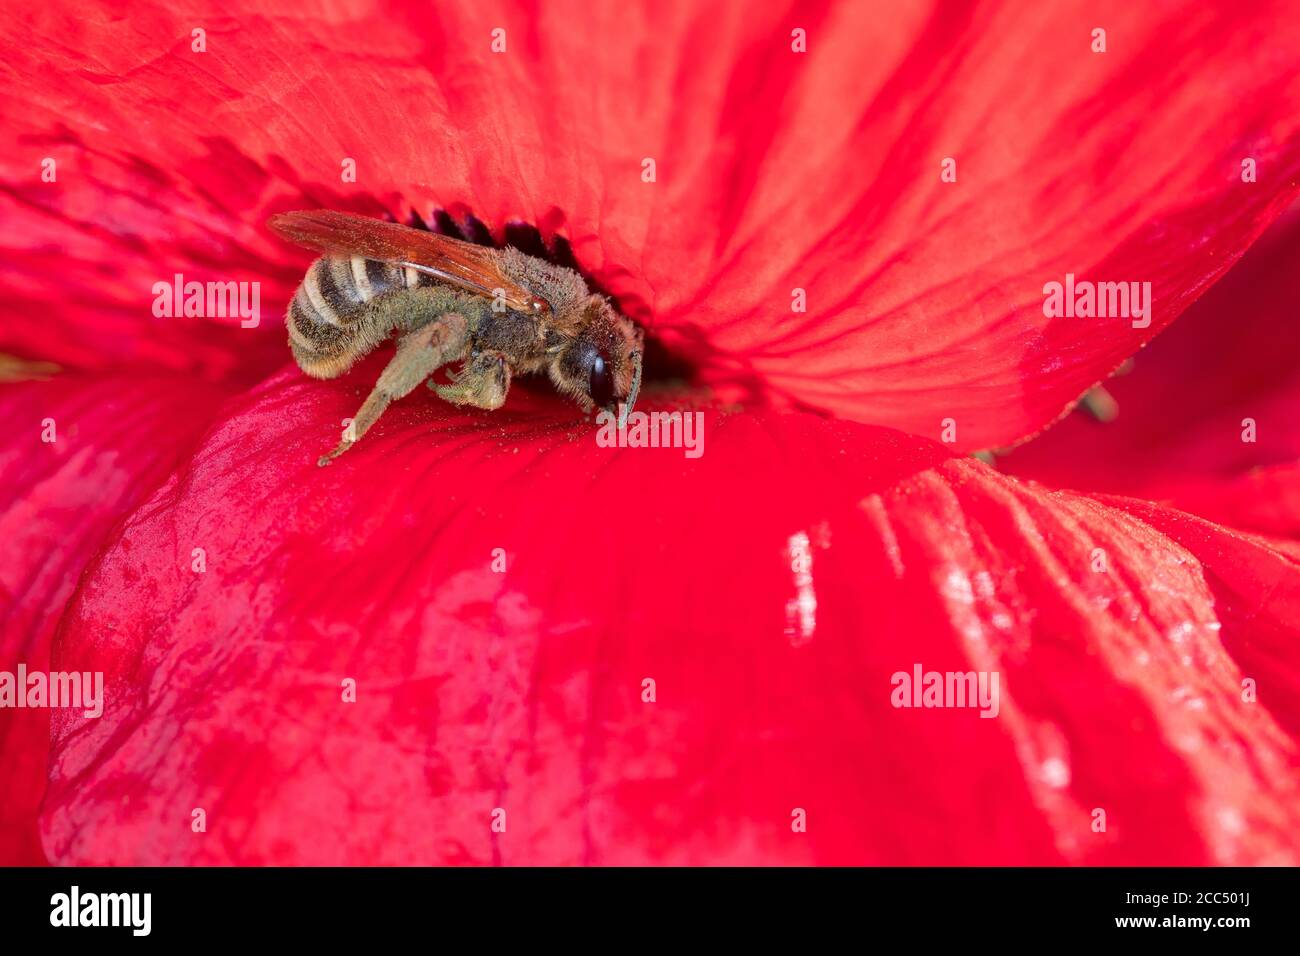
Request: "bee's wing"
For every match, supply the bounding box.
[267,210,550,316]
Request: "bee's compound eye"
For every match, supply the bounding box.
[588,354,614,407]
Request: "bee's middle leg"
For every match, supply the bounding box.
[318,313,469,466]
[430,349,511,410]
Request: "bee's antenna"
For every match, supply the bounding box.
[620,350,643,431]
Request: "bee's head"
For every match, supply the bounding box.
[550,296,643,425]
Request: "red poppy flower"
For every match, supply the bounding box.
[3,0,1300,865]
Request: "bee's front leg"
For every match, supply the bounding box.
[318,313,469,466]
[431,349,511,410]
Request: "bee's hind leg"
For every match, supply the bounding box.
[430,349,511,411]
[318,313,469,466]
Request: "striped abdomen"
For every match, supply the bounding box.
[287,256,436,378]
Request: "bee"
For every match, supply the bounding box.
[267,209,644,466]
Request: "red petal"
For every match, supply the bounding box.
[38,371,1300,864]
[0,372,230,864]
[1003,204,1300,537]
[1101,497,1300,742]
[4,3,1300,446]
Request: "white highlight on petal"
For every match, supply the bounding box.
[939,565,989,645]
[1040,757,1071,789]
[1217,807,1245,836]
[784,531,817,647]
